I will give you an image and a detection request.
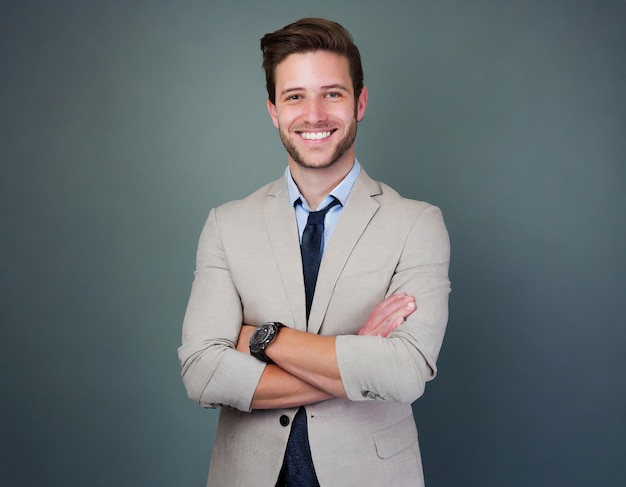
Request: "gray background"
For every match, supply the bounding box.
[1,0,624,486]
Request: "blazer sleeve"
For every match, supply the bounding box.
[177,207,266,412]
[335,204,451,404]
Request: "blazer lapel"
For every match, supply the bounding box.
[307,170,382,334]
[264,177,308,331]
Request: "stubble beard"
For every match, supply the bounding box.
[279,118,358,170]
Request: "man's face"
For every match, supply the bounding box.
[267,50,367,171]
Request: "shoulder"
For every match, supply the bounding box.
[365,177,450,263]
[212,176,286,219]
[358,169,439,219]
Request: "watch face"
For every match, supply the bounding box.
[250,324,274,349]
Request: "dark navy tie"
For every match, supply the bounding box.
[300,198,340,322]
[276,198,340,487]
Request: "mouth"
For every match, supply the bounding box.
[297,130,335,141]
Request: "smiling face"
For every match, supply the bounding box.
[267,50,367,173]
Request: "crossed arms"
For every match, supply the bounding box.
[236,293,417,409]
[179,200,450,412]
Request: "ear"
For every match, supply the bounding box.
[356,86,368,122]
[267,99,279,129]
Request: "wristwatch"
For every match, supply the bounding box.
[249,322,285,363]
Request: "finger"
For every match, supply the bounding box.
[359,295,415,336]
[369,295,412,325]
[375,293,408,315]
[380,298,416,325]
[377,300,416,337]
[378,315,405,337]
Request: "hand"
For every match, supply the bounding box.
[236,325,256,354]
[358,293,416,337]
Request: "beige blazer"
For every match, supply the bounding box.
[179,168,451,487]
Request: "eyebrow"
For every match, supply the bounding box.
[279,84,351,97]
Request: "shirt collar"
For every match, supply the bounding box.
[286,159,362,211]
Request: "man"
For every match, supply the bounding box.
[179,17,451,487]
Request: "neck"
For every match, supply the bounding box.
[289,156,354,210]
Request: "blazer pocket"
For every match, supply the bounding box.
[373,415,418,459]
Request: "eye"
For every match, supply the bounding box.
[325,92,341,99]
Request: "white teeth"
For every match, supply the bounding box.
[300,131,331,140]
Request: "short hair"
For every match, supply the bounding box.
[260,17,364,104]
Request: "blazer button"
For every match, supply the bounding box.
[279,415,290,427]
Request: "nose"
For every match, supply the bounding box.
[303,97,327,124]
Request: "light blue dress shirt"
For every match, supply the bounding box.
[286,159,361,256]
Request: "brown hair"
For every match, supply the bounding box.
[260,17,364,104]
